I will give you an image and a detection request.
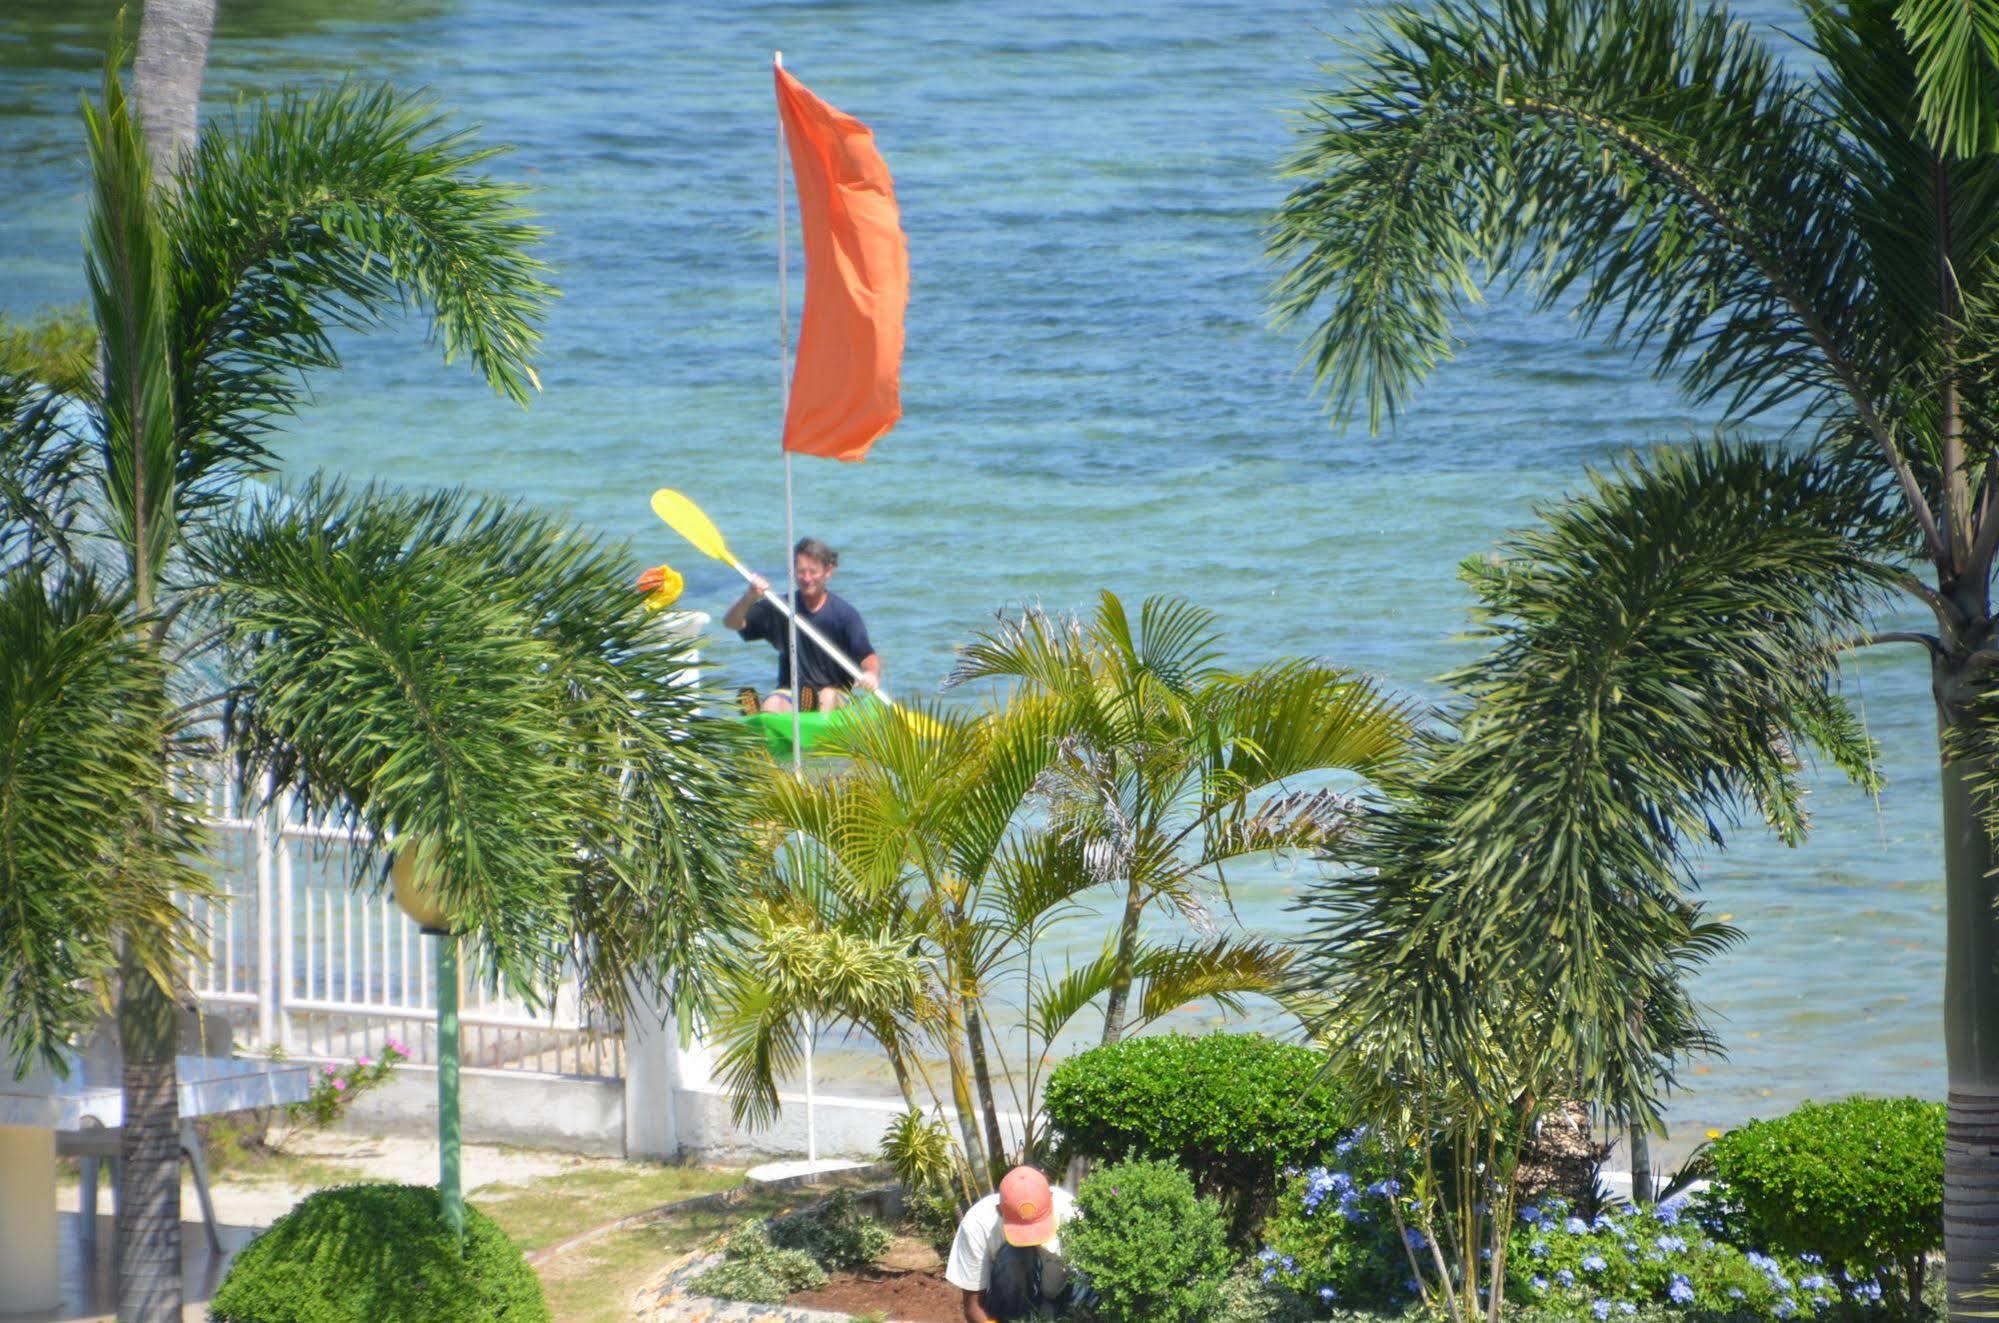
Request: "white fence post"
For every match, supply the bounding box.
[275,787,295,1053]
[254,771,275,1047]
[622,981,681,1161]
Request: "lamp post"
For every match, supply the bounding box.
[390,841,463,1243]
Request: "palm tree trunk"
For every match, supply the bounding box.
[940,1001,989,1195]
[1629,1126,1652,1205]
[134,0,217,187]
[1098,877,1145,1046]
[963,1000,1008,1178]
[117,944,182,1323]
[1939,648,1999,1320]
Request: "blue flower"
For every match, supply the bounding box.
[1655,1235,1687,1254]
[1593,1301,1613,1320]
[1800,1253,1823,1265]
[1593,1214,1616,1232]
[1405,1227,1429,1251]
[1320,1286,1338,1303]
[1801,1276,1828,1292]
[1529,1240,1551,1259]
[1557,1270,1577,1287]
[1334,1134,1359,1157]
[1531,1276,1549,1291]
[1728,1289,1745,1300]
[1282,1256,1297,1272]
[1669,1275,1695,1305]
[1776,1298,1798,1319]
[1582,1255,1608,1273]
[1262,1267,1277,1283]
[1520,1205,1542,1223]
[1654,1199,1685,1227]
[1620,1303,1637,1315]
[1566,1217,1592,1235]
[1257,1248,1278,1263]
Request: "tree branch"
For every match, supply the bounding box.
[1859,631,1943,654]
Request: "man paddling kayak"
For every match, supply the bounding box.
[723,536,881,712]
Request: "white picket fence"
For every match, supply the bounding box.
[181,767,624,1080]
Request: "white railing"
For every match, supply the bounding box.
[182,767,624,1081]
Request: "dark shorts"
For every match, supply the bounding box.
[981,1244,1091,1319]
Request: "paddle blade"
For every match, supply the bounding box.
[651,489,732,563]
[634,563,684,611]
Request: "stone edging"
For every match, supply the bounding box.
[526,1162,894,1266]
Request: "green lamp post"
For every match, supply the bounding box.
[390,840,464,1243]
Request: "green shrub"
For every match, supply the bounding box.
[1696,1096,1944,1305]
[766,1189,891,1269]
[687,1217,827,1304]
[1063,1158,1231,1323]
[904,1184,962,1256]
[209,1183,548,1323]
[1256,1133,1416,1309]
[1043,1032,1346,1234]
[1511,1196,1840,1320]
[880,1107,956,1196]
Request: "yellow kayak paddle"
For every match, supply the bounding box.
[649,488,936,735]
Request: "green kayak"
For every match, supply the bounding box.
[743,706,868,758]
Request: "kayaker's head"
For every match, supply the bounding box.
[793,537,838,608]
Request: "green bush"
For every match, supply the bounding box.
[1063,1158,1232,1323]
[1043,1032,1346,1234]
[766,1189,891,1269]
[1256,1134,1415,1309]
[1511,1195,1840,1320]
[687,1218,827,1304]
[209,1184,548,1323]
[1696,1096,1944,1305]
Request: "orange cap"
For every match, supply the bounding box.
[999,1166,1056,1247]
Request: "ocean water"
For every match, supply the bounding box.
[1,0,1945,1149]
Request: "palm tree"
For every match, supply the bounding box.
[711,693,1306,1190]
[1269,0,1997,1306]
[0,48,550,1320]
[949,591,1410,1045]
[133,0,217,184]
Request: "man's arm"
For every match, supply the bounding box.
[961,1288,996,1323]
[721,573,769,632]
[856,652,882,691]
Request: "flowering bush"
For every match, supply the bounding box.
[1510,1196,1850,1320]
[1255,1129,1421,1310]
[289,1038,409,1129]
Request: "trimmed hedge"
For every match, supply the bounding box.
[1064,1158,1232,1323]
[210,1183,548,1323]
[1044,1032,1346,1230]
[1697,1096,1944,1305]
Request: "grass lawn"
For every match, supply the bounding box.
[472,1161,744,1255]
[512,1180,863,1323]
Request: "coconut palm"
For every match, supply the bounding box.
[0,49,550,1319]
[948,591,1410,1045]
[1269,0,1997,1305]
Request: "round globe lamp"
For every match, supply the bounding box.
[390,840,455,935]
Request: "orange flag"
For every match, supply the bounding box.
[775,63,909,462]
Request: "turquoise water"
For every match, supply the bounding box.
[1,0,1945,1148]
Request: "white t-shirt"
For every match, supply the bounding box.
[944,1187,1078,1295]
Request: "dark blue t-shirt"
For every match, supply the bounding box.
[737,591,875,690]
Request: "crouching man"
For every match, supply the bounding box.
[946,1166,1088,1322]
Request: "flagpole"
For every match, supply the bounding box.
[774,51,802,778]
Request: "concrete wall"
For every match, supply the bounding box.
[336,1065,627,1157]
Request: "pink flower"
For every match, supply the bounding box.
[356,1056,372,1068]
[322,1063,338,1076]
[385,1038,409,1058]
[331,1078,347,1092]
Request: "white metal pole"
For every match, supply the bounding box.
[254,772,275,1046]
[775,51,802,775]
[276,788,296,1053]
[804,1011,818,1163]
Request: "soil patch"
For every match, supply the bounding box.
[790,1265,962,1323]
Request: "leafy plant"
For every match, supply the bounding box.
[1256,1133,1421,1310]
[209,1183,548,1322]
[288,1041,409,1130]
[1044,1032,1349,1237]
[880,1107,958,1198]
[765,1190,891,1271]
[0,305,94,397]
[1696,1097,1944,1306]
[687,1218,826,1304]
[1510,1196,1843,1320]
[1063,1157,1232,1323]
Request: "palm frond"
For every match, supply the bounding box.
[0,570,209,1075]
[1896,0,1999,158]
[163,81,552,516]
